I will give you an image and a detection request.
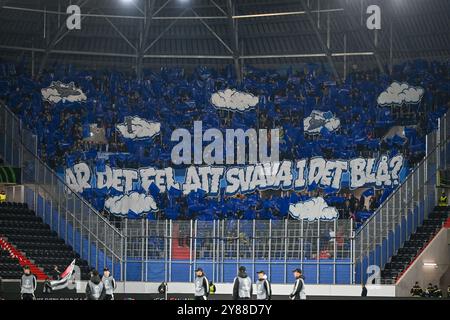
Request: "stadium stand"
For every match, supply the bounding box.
[0,0,449,303]
[0,59,448,224]
[0,202,91,280]
[381,206,449,283]
[0,243,22,279]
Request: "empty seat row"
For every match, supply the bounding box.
[0,208,35,215]
[0,263,23,271]
[23,249,79,259]
[0,256,20,263]
[0,214,43,222]
[0,270,23,279]
[415,225,439,233]
[397,247,418,256]
[0,202,27,208]
[7,234,65,243]
[0,220,49,228]
[15,242,71,250]
[34,256,79,265]
[0,227,56,237]
[433,206,449,212]
[403,240,425,248]
[410,233,432,241]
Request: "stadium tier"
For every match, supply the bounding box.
[0,0,449,303]
[0,58,448,287]
[0,60,448,223]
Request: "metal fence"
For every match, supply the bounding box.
[0,103,125,280]
[354,112,450,284]
[121,218,354,284]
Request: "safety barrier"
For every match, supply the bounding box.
[354,112,450,284]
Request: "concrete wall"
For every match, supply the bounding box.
[0,279,396,299]
[78,281,396,297]
[396,227,450,297]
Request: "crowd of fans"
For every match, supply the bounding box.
[0,58,448,222]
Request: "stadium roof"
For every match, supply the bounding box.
[0,0,449,77]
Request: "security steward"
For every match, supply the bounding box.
[255,270,271,300]
[20,266,37,300]
[439,191,448,207]
[0,190,6,203]
[410,282,423,297]
[194,267,210,300]
[232,266,252,300]
[290,268,306,300]
[102,267,116,300]
[85,269,106,300]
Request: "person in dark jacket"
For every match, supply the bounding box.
[410,282,423,297]
[85,270,106,300]
[433,285,442,298]
[232,266,252,300]
[193,268,209,300]
[290,269,306,300]
[425,283,435,297]
[50,265,61,281]
[361,283,368,297]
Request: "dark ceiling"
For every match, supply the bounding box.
[0,0,449,75]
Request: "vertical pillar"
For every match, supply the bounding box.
[189,219,193,282]
[316,220,320,284]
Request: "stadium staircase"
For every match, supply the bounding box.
[0,236,47,280]
[0,202,91,280]
[355,111,449,286]
[381,206,449,283]
[0,240,26,279]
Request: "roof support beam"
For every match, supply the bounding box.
[143,8,189,54]
[1,4,344,20]
[37,0,90,76]
[226,0,242,83]
[102,14,137,52]
[338,0,384,74]
[191,8,234,54]
[137,0,155,79]
[210,0,228,16]
[300,0,340,81]
[0,44,375,60]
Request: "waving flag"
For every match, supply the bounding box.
[47,259,76,291]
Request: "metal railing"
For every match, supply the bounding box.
[0,103,125,280]
[354,112,450,284]
[122,218,355,284]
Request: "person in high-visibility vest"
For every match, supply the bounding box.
[0,190,6,203]
[438,191,448,207]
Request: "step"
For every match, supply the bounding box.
[397,247,418,255]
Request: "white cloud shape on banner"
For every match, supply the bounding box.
[104,192,158,217]
[116,116,160,140]
[377,82,424,106]
[289,197,339,221]
[41,81,87,104]
[211,89,259,112]
[304,110,340,134]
